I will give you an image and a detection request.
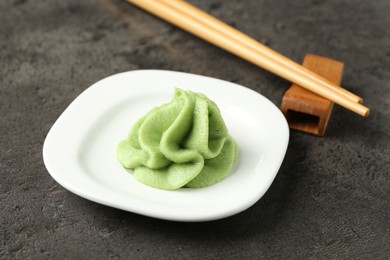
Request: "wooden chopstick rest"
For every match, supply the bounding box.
[280,54,344,136]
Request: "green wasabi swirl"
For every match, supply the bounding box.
[117,88,238,190]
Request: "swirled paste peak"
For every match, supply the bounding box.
[117,88,237,190]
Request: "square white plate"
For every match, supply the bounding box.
[43,70,289,222]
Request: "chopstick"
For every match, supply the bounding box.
[126,0,370,117]
[162,0,363,105]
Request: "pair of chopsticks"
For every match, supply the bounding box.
[126,0,370,117]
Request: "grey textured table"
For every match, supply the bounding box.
[1,0,389,259]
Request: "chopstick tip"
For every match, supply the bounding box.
[362,107,370,117]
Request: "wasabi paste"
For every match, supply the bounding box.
[117,88,237,190]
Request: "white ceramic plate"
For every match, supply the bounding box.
[43,70,289,222]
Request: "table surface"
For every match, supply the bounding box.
[1,0,389,259]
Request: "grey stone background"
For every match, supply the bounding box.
[1,0,389,259]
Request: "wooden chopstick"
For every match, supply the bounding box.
[126,0,370,117]
[162,0,363,105]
